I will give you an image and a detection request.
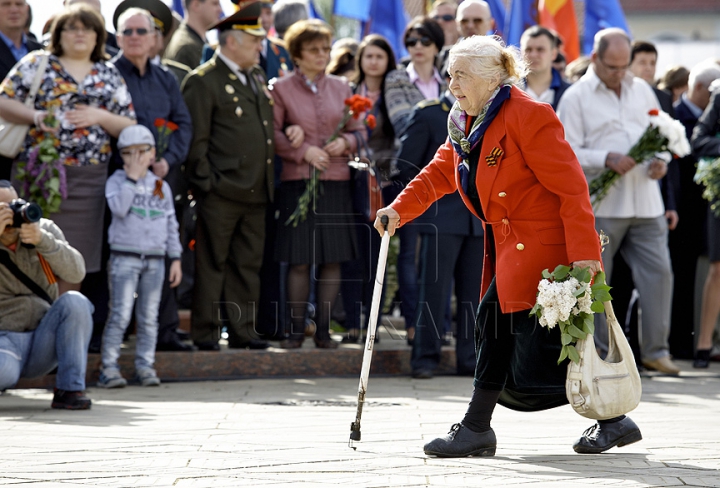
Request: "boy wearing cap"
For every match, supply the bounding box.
[99,125,182,388]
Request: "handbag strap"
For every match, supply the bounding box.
[24,53,49,108]
[0,249,54,305]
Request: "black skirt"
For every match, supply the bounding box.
[708,205,720,262]
[474,278,569,412]
[275,179,358,265]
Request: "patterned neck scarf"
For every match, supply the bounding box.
[449,84,512,193]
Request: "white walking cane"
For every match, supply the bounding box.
[349,215,390,448]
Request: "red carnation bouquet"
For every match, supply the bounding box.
[285,95,374,227]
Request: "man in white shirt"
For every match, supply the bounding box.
[557,28,679,375]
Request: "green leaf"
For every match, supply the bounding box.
[571,266,591,284]
[583,315,595,335]
[542,268,552,279]
[568,345,581,364]
[568,324,587,340]
[47,178,60,192]
[552,264,571,280]
[557,345,569,364]
[591,300,606,313]
[594,271,607,286]
[529,303,540,316]
[561,333,573,345]
[594,290,613,302]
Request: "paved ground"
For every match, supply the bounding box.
[1,360,719,487]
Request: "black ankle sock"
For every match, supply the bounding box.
[461,388,502,433]
[598,415,625,424]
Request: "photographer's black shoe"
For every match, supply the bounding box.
[573,417,642,453]
[51,389,91,410]
[423,423,496,457]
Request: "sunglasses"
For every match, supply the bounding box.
[121,28,150,37]
[433,14,455,22]
[405,36,433,48]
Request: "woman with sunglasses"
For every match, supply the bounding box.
[382,16,445,347]
[0,4,135,293]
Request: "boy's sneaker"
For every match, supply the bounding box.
[51,389,91,410]
[97,369,127,389]
[137,368,161,387]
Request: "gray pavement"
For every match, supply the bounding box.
[1,360,720,487]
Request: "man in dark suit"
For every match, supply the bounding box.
[0,0,41,181]
[669,62,720,359]
[182,2,274,351]
[396,90,483,379]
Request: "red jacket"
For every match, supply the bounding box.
[391,86,601,313]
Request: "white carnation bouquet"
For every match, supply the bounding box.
[589,108,692,206]
[529,265,612,364]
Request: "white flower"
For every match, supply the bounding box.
[649,110,691,157]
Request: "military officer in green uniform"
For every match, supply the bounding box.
[182,2,275,350]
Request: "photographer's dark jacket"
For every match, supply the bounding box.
[0,220,85,332]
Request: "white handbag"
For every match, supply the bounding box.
[0,53,49,158]
[566,301,642,420]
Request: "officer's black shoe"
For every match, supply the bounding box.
[423,423,496,457]
[227,338,270,350]
[573,417,642,453]
[194,341,220,351]
[156,335,196,352]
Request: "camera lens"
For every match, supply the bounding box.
[21,202,42,223]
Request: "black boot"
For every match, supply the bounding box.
[573,416,642,453]
[424,423,496,457]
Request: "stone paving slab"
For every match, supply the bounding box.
[1,360,719,487]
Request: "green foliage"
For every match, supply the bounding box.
[530,265,613,364]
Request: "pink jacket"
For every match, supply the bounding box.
[272,72,366,182]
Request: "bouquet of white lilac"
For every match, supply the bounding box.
[529,265,612,364]
[589,108,692,206]
[694,157,720,217]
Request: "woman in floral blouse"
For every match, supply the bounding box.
[0,4,135,290]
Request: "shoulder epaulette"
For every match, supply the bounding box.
[417,98,441,109]
[191,59,215,77]
[163,58,192,74]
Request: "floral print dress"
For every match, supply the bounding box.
[0,51,135,166]
[0,51,136,272]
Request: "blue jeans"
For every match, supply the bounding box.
[0,292,93,391]
[102,254,165,372]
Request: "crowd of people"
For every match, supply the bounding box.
[0,0,719,412]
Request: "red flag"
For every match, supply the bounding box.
[538,0,580,62]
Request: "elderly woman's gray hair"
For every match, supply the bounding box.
[448,35,528,86]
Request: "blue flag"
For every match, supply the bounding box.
[504,0,537,48]
[584,0,630,54]
[334,0,372,22]
[485,0,507,38]
[308,0,324,21]
[365,0,409,62]
[172,0,183,17]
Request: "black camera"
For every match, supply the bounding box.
[8,198,42,227]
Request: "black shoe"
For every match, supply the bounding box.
[424,423,496,457]
[88,339,101,354]
[342,330,360,344]
[156,335,196,352]
[412,369,434,379]
[176,330,190,341]
[51,389,91,410]
[573,417,642,453]
[228,339,270,350]
[194,341,220,351]
[694,349,711,369]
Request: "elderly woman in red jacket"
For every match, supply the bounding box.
[376,36,642,457]
[273,20,366,349]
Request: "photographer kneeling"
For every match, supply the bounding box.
[0,180,93,409]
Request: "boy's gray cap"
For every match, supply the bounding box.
[118,124,155,149]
